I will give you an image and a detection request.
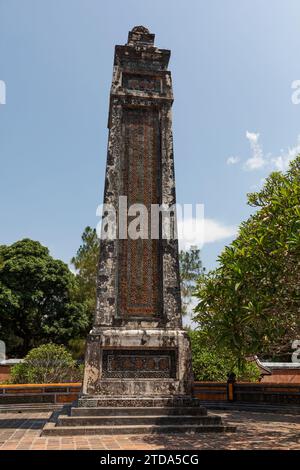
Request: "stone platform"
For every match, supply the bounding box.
[41,398,236,435]
[1,409,299,450]
[82,328,193,398]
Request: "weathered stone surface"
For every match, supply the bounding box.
[79,26,193,401]
[82,328,192,398]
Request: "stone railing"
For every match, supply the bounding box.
[193,382,227,401]
[0,383,81,405]
[193,381,300,404]
[0,381,299,406]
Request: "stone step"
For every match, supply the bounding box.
[42,422,236,436]
[71,406,207,417]
[77,397,205,408]
[0,403,62,414]
[58,415,221,427]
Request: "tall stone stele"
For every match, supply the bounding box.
[81,26,193,403]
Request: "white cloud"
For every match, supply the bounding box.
[178,217,237,250]
[227,156,240,165]
[244,131,266,170]
[227,132,300,173]
[246,131,259,144]
[204,219,237,244]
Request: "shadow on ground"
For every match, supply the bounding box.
[0,418,47,429]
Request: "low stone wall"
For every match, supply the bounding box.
[0,365,12,383]
[193,382,227,401]
[0,382,299,406]
[193,381,300,405]
[235,382,300,405]
[0,383,81,405]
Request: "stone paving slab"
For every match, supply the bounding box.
[0,410,299,450]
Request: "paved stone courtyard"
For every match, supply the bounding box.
[0,410,299,450]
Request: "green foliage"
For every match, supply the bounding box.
[68,338,86,360]
[9,344,83,384]
[71,227,99,324]
[0,239,89,356]
[194,157,300,363]
[179,246,204,315]
[71,231,203,323]
[189,330,260,382]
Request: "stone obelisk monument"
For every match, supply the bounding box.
[42,27,235,434]
[81,26,193,402]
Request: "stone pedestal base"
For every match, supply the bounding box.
[42,328,237,436]
[81,327,193,400]
[41,401,237,435]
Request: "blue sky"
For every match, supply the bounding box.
[1,0,300,270]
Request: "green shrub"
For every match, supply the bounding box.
[10,343,83,384]
[189,330,260,382]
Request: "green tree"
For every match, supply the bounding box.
[188,330,259,382]
[0,239,89,357]
[71,227,99,323]
[194,156,300,365]
[179,246,204,315]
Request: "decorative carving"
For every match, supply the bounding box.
[118,108,162,318]
[123,74,161,93]
[102,350,176,378]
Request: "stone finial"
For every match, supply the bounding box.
[127,25,155,47]
[131,26,150,34]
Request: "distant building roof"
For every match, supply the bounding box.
[0,359,23,365]
[252,356,300,375]
[260,362,300,370]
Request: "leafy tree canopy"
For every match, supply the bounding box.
[0,239,89,357]
[194,156,300,364]
[71,226,99,323]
